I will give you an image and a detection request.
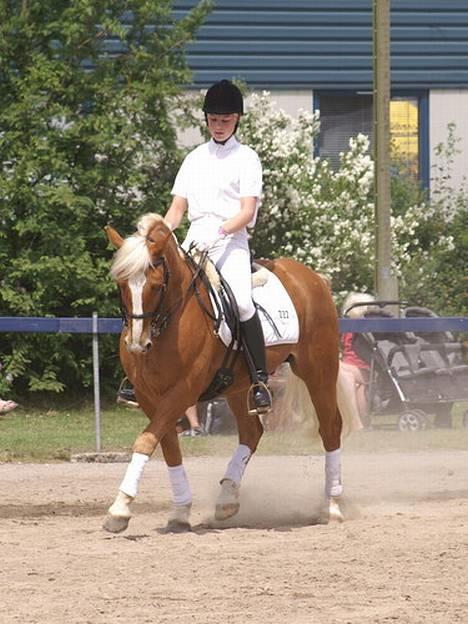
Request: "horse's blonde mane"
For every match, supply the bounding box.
[110,213,167,281]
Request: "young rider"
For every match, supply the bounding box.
[164,79,271,414]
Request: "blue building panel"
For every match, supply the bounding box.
[173,0,468,89]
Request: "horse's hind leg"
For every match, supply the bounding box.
[215,391,263,521]
[314,393,345,521]
[294,362,345,522]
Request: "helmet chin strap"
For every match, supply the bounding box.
[213,133,234,145]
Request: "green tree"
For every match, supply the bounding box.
[0,0,212,399]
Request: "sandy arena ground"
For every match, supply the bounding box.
[1,449,467,624]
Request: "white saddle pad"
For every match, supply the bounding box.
[215,267,300,348]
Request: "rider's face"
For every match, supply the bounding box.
[206,113,239,142]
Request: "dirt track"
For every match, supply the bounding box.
[1,450,467,623]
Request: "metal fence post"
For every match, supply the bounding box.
[92,311,102,451]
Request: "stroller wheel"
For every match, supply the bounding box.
[398,409,427,432]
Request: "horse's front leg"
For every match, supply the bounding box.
[160,429,192,533]
[215,390,264,521]
[103,394,188,534]
[103,450,149,533]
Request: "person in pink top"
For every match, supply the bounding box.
[0,363,18,414]
[0,398,17,414]
[340,292,376,428]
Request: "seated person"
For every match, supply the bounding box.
[178,404,205,437]
[340,292,376,428]
[0,398,18,414]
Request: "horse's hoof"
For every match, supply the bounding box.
[165,519,192,534]
[215,479,240,521]
[102,514,130,533]
[215,502,240,521]
[328,497,344,523]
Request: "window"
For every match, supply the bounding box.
[390,97,419,178]
[316,92,428,185]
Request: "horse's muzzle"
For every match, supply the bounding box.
[126,340,152,354]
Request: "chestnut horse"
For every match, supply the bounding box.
[103,213,356,533]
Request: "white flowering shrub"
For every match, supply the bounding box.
[396,124,466,315]
[177,90,462,309]
[239,91,459,301]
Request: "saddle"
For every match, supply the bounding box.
[182,248,239,401]
[187,250,275,402]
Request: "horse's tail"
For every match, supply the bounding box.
[276,363,362,440]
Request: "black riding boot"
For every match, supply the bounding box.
[240,312,272,414]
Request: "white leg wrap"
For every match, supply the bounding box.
[167,465,192,506]
[119,452,150,498]
[325,448,343,497]
[223,444,252,485]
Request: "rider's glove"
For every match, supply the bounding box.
[195,225,228,252]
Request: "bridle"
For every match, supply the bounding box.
[119,257,171,338]
[119,246,213,339]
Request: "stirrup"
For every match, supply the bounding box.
[116,378,139,409]
[247,381,272,417]
[117,395,140,408]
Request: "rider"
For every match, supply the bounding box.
[164,79,271,414]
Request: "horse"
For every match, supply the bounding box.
[103,212,357,533]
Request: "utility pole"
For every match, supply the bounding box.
[373,0,399,304]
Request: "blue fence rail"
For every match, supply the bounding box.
[0,316,467,334]
[1,315,466,452]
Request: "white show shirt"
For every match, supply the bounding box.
[172,135,262,321]
[171,135,262,232]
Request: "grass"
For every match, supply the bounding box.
[1,402,468,462]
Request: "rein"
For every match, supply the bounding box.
[120,257,171,337]
[119,245,215,339]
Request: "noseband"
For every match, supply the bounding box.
[120,257,170,338]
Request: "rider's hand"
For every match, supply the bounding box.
[195,234,220,252]
[194,226,228,252]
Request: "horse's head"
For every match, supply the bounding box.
[106,213,174,354]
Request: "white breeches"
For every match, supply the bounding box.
[184,224,255,321]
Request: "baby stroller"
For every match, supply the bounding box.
[348,302,468,431]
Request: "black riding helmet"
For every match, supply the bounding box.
[202,79,244,115]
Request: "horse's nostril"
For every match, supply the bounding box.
[145,342,152,352]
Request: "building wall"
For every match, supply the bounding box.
[430,90,468,192]
[172,2,468,189]
[263,91,314,118]
[175,0,468,90]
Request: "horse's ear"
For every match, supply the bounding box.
[105,225,124,249]
[146,222,173,257]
